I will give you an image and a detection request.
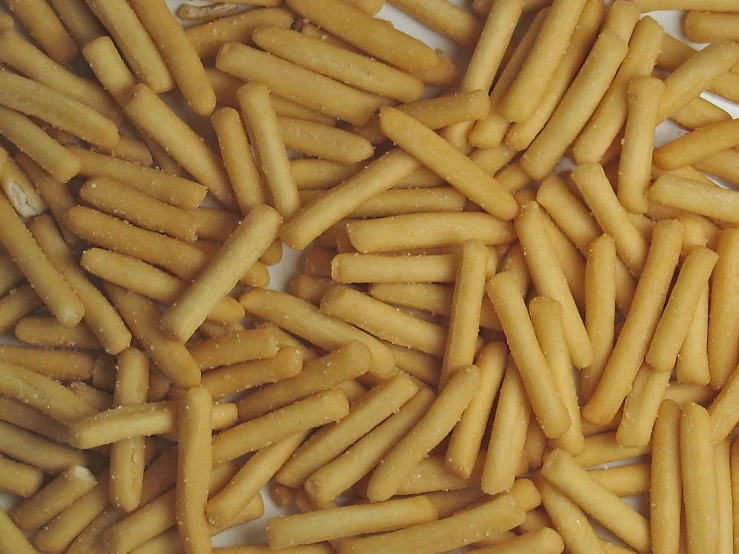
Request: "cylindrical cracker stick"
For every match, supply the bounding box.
[276,375,418,488]
[109,348,149,513]
[0,283,43,335]
[617,364,672,448]
[632,0,739,10]
[3,0,77,64]
[572,16,664,165]
[125,84,235,208]
[0,506,40,554]
[14,316,99,349]
[379,107,517,221]
[367,365,480,502]
[162,205,281,342]
[47,0,105,46]
[681,402,719,554]
[583,219,683,425]
[211,108,265,214]
[649,173,739,225]
[291,159,365,191]
[0,420,87,474]
[684,10,739,42]
[279,117,373,165]
[29,215,131,354]
[0,396,70,444]
[676,279,710,386]
[284,0,438,73]
[239,289,396,379]
[499,0,588,123]
[388,0,481,46]
[78,177,198,243]
[650,400,682,554]
[341,492,525,554]
[189,328,279,371]
[646,246,718,373]
[530,297,585,456]
[520,31,628,180]
[708,228,739,389]
[574,431,652,467]
[0,455,43,498]
[715,437,733,554]
[658,40,739,121]
[70,147,206,209]
[176,387,212,554]
[268,496,438,549]
[281,149,419,251]
[731,439,739,554]
[252,26,424,103]
[84,0,174,93]
[0,254,23,299]
[128,0,214,115]
[655,118,739,170]
[571,163,649,275]
[587,462,650,498]
[106,284,201,389]
[10,466,96,532]
[486,272,571,439]
[0,106,80,183]
[476,528,565,554]
[80,249,243,325]
[602,0,640,40]
[236,341,371,421]
[213,390,349,465]
[185,8,294,59]
[542,449,650,553]
[481,361,531,495]
[237,83,300,218]
[618,77,665,213]
[217,43,380,126]
[333,253,475,284]
[515,202,592,368]
[708,364,739,444]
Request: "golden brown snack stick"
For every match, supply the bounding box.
[106,284,201,389]
[0,284,43,335]
[161,205,281,342]
[0,396,69,445]
[97,135,152,167]
[237,341,371,421]
[618,77,665,214]
[0,420,87,474]
[0,455,43,498]
[475,528,565,554]
[617,364,672,448]
[176,387,212,554]
[10,465,96,532]
[237,82,300,218]
[47,0,105,46]
[696,148,739,189]
[279,118,373,165]
[587,462,650,498]
[732,439,739,554]
[14,316,99,349]
[239,289,396,379]
[681,402,719,554]
[649,173,739,226]
[583,219,683,425]
[388,0,481,46]
[0,254,23,298]
[128,0,214,116]
[3,0,77,64]
[332,253,462,284]
[185,8,294,59]
[0,506,39,554]
[252,26,424,103]
[650,400,682,554]
[633,0,739,11]
[0,154,48,219]
[340,492,525,554]
[70,147,206,210]
[367,366,480,502]
[285,0,438,73]
[213,390,349,465]
[708,363,739,444]
[68,381,111,411]
[217,43,381,126]
[211,108,265,214]
[84,0,174,93]
[189,328,280,371]
[515,201,592,368]
[125,84,235,209]
[715,437,733,554]
[685,10,739,42]
[676,277,710,385]
[655,118,739,170]
[290,159,364,191]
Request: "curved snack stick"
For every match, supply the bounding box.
[129,0,215,116]
[252,26,425,103]
[85,0,174,93]
[0,71,118,148]
[162,205,282,343]
[3,0,77,64]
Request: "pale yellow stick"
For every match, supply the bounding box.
[618,77,665,214]
[571,163,650,276]
[676,279,710,386]
[617,364,672,448]
[708,364,739,444]
[655,118,739,170]
[651,400,682,554]
[46,0,105,46]
[239,289,396,379]
[284,0,438,73]
[161,205,281,342]
[681,402,719,554]
[715,437,733,554]
[217,42,380,126]
[125,84,235,209]
[583,219,684,425]
[646,246,719,373]
[572,16,664,165]
[709,228,739,389]
[252,26,424,103]
[684,11,739,42]
[588,462,650,498]
[110,348,148,513]
[211,108,265,214]
[530,297,585,456]
[649,173,739,226]
[29,215,131,355]
[128,0,214,116]
[3,0,77,64]
[213,390,349,465]
[515,201,592,368]
[366,366,480,502]
[388,0,481,46]
[237,83,300,218]
[84,0,174,93]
